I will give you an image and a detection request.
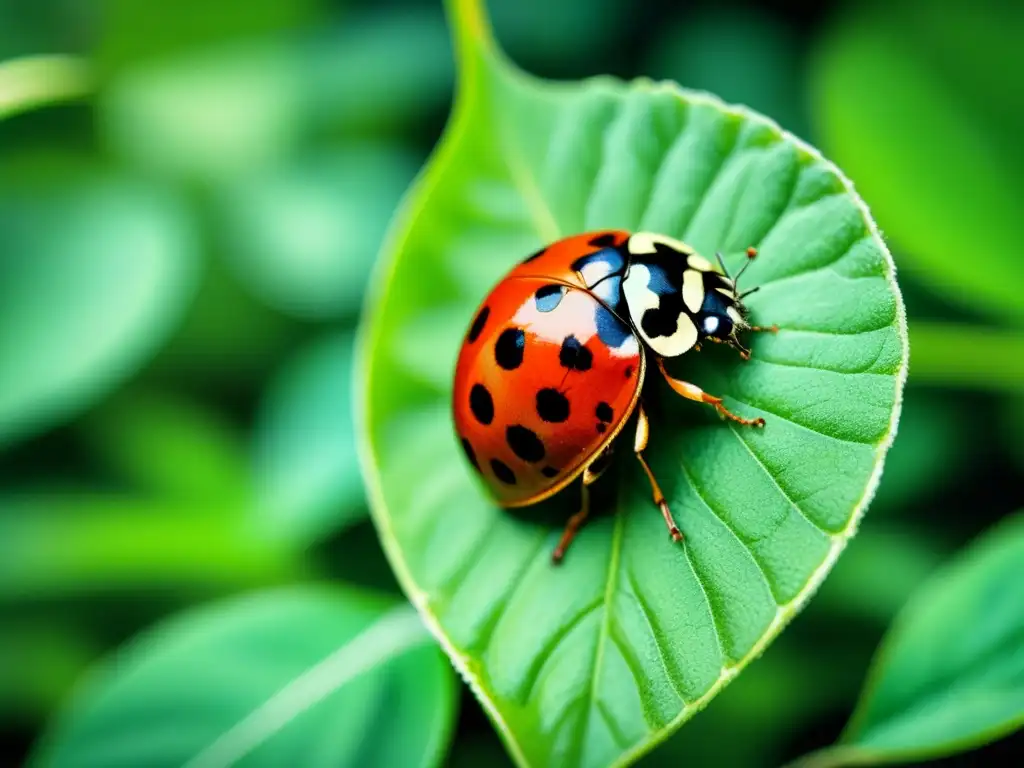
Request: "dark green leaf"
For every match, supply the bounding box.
[794,513,1024,766]
[643,7,808,141]
[0,162,199,448]
[253,332,365,545]
[358,1,907,765]
[81,389,249,503]
[30,586,458,768]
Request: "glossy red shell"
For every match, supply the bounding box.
[452,232,644,507]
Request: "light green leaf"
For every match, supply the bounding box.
[811,0,1024,324]
[791,513,1024,766]
[0,54,91,120]
[216,146,419,320]
[0,163,199,449]
[80,389,249,504]
[30,586,458,768]
[253,332,365,546]
[0,493,293,601]
[99,41,304,182]
[358,1,907,766]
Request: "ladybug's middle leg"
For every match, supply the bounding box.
[656,358,765,428]
[551,449,613,564]
[634,403,684,543]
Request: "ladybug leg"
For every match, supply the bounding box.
[747,323,779,334]
[634,403,683,543]
[552,451,612,564]
[656,358,765,428]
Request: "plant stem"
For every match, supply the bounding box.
[0,54,92,121]
[909,321,1024,391]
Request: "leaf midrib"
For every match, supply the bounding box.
[183,607,428,768]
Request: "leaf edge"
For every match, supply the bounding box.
[354,11,910,768]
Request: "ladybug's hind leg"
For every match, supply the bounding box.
[656,358,765,428]
[552,447,614,564]
[634,403,684,543]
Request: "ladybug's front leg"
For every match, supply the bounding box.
[551,448,613,564]
[656,358,766,428]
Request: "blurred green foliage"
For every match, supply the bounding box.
[1,0,1022,766]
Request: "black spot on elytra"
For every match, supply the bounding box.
[494,328,525,370]
[491,458,516,484]
[461,438,479,471]
[597,422,607,433]
[625,366,633,378]
[596,402,613,422]
[469,384,494,425]
[595,304,632,348]
[536,388,570,423]
[534,284,565,313]
[559,335,593,371]
[522,246,546,264]
[506,425,545,462]
[467,306,489,343]
[588,233,618,247]
[541,466,559,478]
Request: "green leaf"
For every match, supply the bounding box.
[811,0,1024,325]
[99,41,304,182]
[80,389,249,504]
[358,1,907,766]
[0,161,199,449]
[0,54,91,120]
[253,332,365,546]
[216,146,419,320]
[908,322,1024,392]
[791,513,1024,767]
[30,586,458,768]
[97,0,316,75]
[0,494,293,602]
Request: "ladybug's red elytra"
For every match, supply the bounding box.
[452,231,777,563]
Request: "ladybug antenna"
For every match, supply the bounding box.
[733,247,758,286]
[738,286,761,300]
[715,251,731,279]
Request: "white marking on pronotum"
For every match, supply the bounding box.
[623,264,698,357]
[687,253,713,272]
[184,607,428,768]
[716,286,736,300]
[726,306,743,325]
[627,232,691,256]
[682,268,704,314]
[703,315,720,335]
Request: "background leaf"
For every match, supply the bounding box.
[358,1,907,766]
[252,332,365,546]
[0,161,199,449]
[80,389,249,504]
[216,145,419,320]
[793,513,1024,766]
[30,586,458,768]
[811,0,1024,325]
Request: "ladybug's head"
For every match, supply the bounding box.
[698,248,761,358]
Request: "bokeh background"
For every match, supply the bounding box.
[1,0,1021,765]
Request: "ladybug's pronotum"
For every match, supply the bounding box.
[452,231,777,563]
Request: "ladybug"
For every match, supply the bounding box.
[452,231,777,563]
